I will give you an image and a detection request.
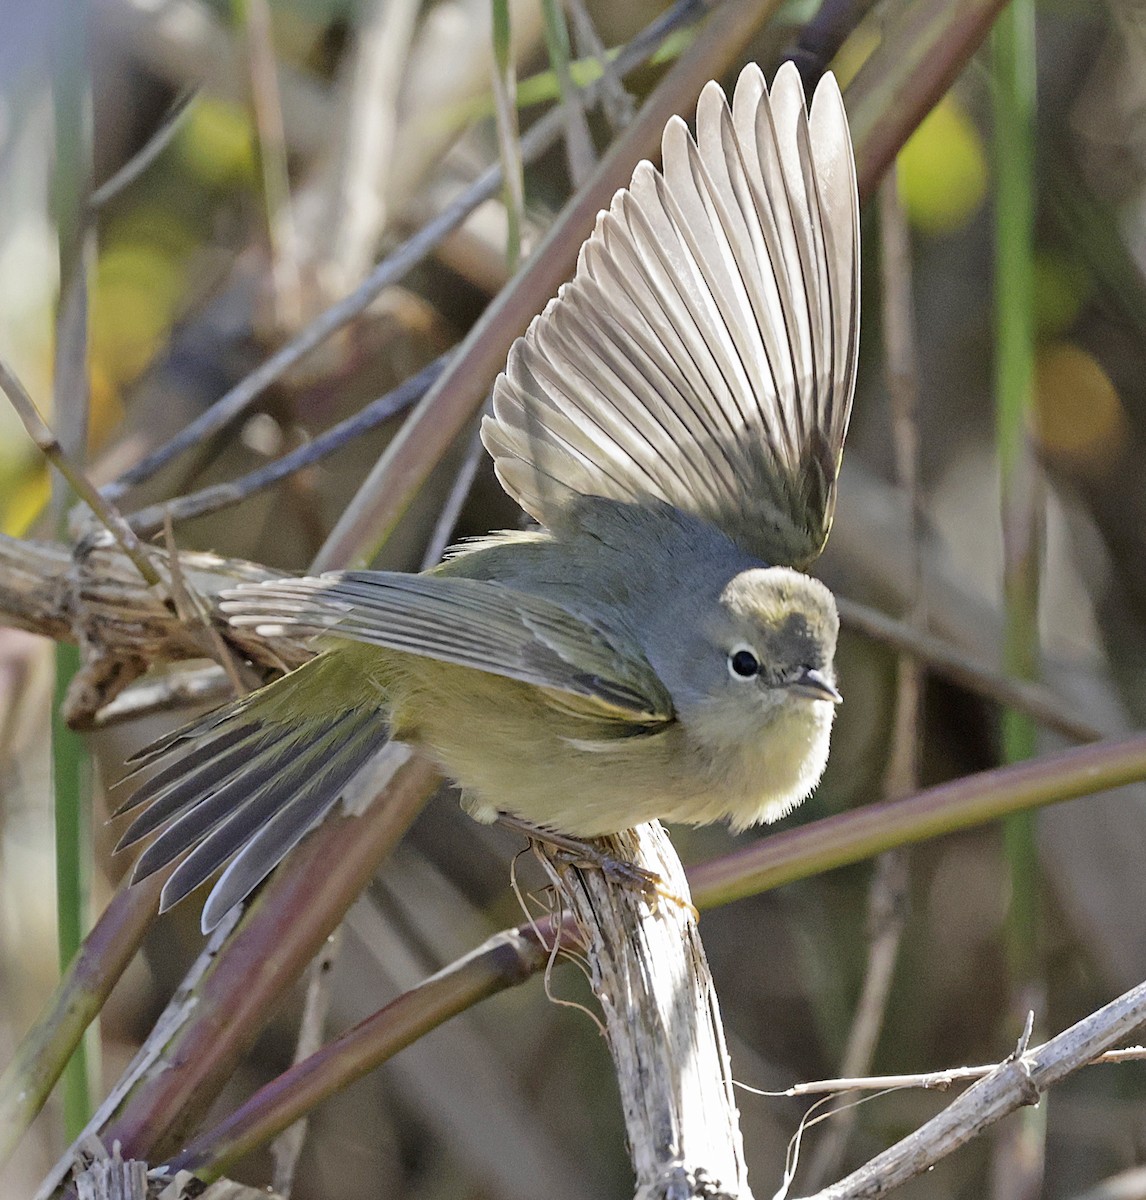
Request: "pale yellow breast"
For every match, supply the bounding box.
[382,654,833,838]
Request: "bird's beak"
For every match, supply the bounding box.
[788,668,842,704]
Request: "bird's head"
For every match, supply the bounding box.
[649,565,841,750]
[714,566,840,703]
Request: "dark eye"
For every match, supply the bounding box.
[728,647,760,679]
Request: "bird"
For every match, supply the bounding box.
[115,60,860,932]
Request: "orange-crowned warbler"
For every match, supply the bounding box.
[117,62,860,930]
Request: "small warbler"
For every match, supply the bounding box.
[117,62,859,930]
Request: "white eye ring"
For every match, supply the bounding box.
[727,643,760,680]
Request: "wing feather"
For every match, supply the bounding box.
[483,62,859,566]
[221,572,675,723]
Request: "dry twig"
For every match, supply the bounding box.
[540,824,753,1200]
[796,980,1146,1198]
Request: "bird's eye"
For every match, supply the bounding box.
[728,646,760,679]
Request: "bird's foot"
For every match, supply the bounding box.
[496,813,681,904]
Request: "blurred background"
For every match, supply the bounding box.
[2,0,1146,1196]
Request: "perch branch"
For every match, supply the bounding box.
[542,824,753,1200]
[0,533,298,726]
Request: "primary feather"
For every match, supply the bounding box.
[483,61,859,567]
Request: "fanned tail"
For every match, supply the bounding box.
[115,652,389,930]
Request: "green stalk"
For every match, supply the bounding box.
[540,0,595,183]
[993,0,1040,987]
[540,0,574,81]
[51,0,95,1138]
[994,0,1046,1182]
[52,644,90,1138]
[491,0,524,269]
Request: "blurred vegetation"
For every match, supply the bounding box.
[1,1,1146,1197]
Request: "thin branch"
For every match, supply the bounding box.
[0,359,161,587]
[124,353,448,538]
[565,0,635,130]
[163,911,573,1179]
[806,159,923,1186]
[992,2,1046,1188]
[767,1045,1146,1098]
[86,665,234,728]
[835,597,1103,744]
[103,173,492,499]
[88,89,198,211]
[687,731,1146,910]
[419,426,486,570]
[270,931,342,1198]
[796,978,1146,1199]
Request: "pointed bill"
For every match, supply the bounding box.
[483,63,860,568]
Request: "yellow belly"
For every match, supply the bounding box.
[379,654,832,837]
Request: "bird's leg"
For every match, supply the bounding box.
[496,813,691,909]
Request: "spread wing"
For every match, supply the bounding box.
[482,62,860,568]
[220,571,675,723]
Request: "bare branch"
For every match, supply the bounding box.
[124,354,447,538]
[542,825,753,1199]
[797,978,1146,1199]
[89,90,198,211]
[0,359,161,587]
[835,597,1104,744]
[768,1044,1146,1098]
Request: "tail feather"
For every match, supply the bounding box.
[196,718,384,930]
[114,724,284,846]
[130,736,307,875]
[115,653,390,930]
